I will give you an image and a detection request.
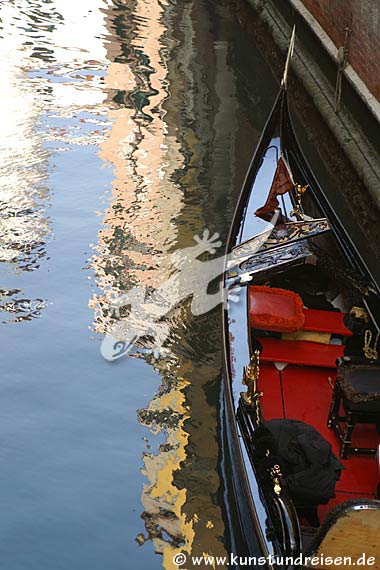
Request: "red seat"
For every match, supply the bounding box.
[249,286,304,333]
[259,337,344,368]
[249,287,350,369]
[303,309,352,336]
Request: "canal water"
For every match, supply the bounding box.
[0,1,274,569]
[0,1,377,570]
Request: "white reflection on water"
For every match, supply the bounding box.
[0,4,49,269]
[0,0,112,321]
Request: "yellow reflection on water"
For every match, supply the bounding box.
[138,349,228,568]
[138,369,193,566]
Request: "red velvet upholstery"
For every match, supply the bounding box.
[248,286,305,333]
[259,337,344,368]
[303,309,352,336]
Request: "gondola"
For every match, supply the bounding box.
[222,29,380,567]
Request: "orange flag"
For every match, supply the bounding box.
[255,156,294,219]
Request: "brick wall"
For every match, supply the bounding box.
[301,0,380,101]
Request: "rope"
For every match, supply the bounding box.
[363,329,380,360]
[334,27,351,112]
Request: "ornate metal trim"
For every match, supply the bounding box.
[260,218,330,251]
[239,240,312,275]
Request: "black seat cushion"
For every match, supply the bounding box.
[264,419,344,505]
[338,365,380,413]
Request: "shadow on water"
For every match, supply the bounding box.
[1,0,378,569]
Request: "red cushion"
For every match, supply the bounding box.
[248,286,305,333]
[258,337,344,368]
[303,308,352,336]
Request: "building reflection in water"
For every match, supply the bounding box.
[0,0,112,323]
[91,0,241,565]
[0,2,51,322]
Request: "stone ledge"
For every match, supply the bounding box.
[288,0,380,124]
[246,0,380,211]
